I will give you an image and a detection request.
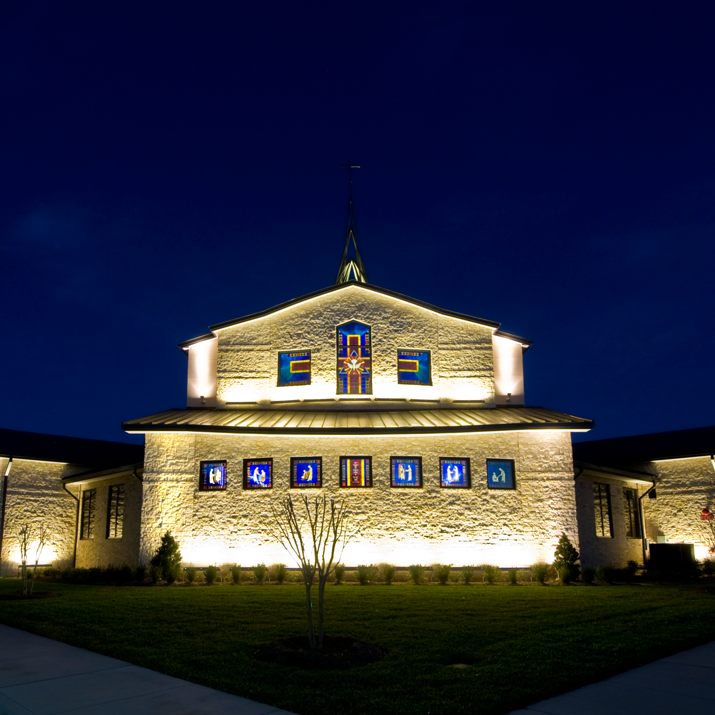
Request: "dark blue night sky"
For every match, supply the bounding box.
[2,2,714,445]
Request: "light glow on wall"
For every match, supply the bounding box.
[187,337,218,407]
[492,335,525,405]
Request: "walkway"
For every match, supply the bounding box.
[0,624,294,715]
[510,639,715,714]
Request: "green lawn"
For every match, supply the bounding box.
[1,579,714,715]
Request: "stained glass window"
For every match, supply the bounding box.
[278,350,311,386]
[439,458,470,488]
[390,457,422,488]
[291,457,322,488]
[397,350,431,386]
[200,460,227,491]
[106,484,125,539]
[337,321,372,394]
[486,459,515,490]
[340,456,372,487]
[244,458,273,489]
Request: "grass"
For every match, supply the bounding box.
[1,578,715,715]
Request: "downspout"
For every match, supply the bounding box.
[638,480,657,568]
[63,482,80,569]
[0,457,13,566]
[133,466,143,483]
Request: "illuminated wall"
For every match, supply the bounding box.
[0,457,80,573]
[186,337,218,407]
[492,335,525,405]
[640,456,715,561]
[211,285,499,405]
[139,430,578,568]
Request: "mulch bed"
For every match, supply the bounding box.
[254,635,384,669]
[0,591,60,601]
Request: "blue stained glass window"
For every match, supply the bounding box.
[391,457,422,488]
[337,322,372,395]
[291,457,322,488]
[200,461,227,491]
[244,459,273,489]
[278,350,311,386]
[440,458,471,488]
[397,350,431,386]
[486,459,515,490]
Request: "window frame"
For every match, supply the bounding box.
[80,488,96,540]
[339,456,373,488]
[593,482,613,538]
[106,484,125,540]
[623,487,643,539]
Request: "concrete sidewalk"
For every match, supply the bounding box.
[510,639,715,715]
[0,624,294,715]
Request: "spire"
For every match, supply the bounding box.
[336,164,368,284]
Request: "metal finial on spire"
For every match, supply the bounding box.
[336,163,368,284]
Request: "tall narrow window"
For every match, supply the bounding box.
[106,485,125,539]
[624,487,642,538]
[593,483,613,538]
[81,489,96,540]
[337,321,372,394]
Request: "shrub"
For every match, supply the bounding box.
[356,564,378,585]
[185,567,197,584]
[582,567,596,584]
[460,565,475,585]
[481,564,500,585]
[702,559,715,576]
[334,563,346,585]
[508,568,518,585]
[205,565,218,585]
[149,565,161,584]
[219,564,233,583]
[408,564,425,585]
[230,565,241,584]
[434,564,452,585]
[553,533,580,583]
[531,562,548,584]
[253,563,268,584]
[135,565,147,584]
[378,563,395,585]
[150,532,182,581]
[595,565,618,583]
[269,563,288,584]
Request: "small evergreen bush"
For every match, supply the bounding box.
[434,564,452,585]
[205,565,218,585]
[508,568,518,585]
[150,532,182,581]
[150,565,161,584]
[408,564,425,585]
[230,565,241,584]
[531,562,548,584]
[379,563,395,585]
[582,567,595,584]
[481,564,500,585]
[553,533,580,583]
[253,563,268,584]
[185,567,197,583]
[271,563,287,584]
[334,563,346,585]
[460,565,475,585]
[356,564,378,585]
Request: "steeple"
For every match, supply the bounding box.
[336,164,368,284]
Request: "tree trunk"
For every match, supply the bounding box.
[21,560,27,596]
[317,575,327,650]
[304,581,315,650]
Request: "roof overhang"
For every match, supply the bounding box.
[574,460,655,486]
[64,463,144,486]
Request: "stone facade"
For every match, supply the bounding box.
[74,473,143,568]
[0,457,81,574]
[213,285,507,405]
[640,457,715,560]
[139,430,578,568]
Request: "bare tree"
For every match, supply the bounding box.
[18,523,49,596]
[270,495,353,650]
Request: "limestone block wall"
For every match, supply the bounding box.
[0,458,82,575]
[139,430,577,569]
[75,474,143,568]
[214,285,497,405]
[639,457,715,560]
[575,475,645,569]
